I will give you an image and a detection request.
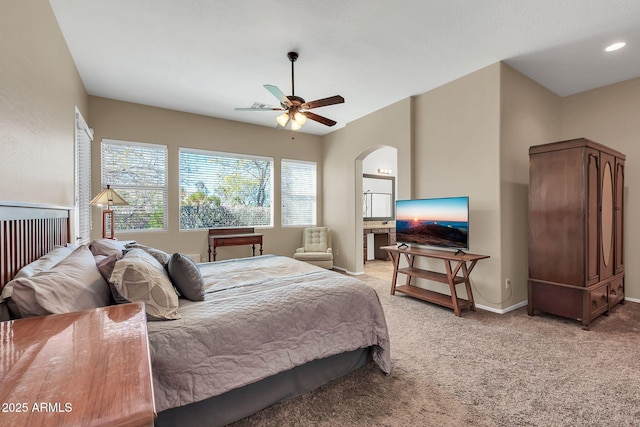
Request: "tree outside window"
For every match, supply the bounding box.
[179,148,273,230]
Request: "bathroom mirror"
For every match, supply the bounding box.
[363,174,395,220]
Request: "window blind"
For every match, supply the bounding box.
[281,159,317,227]
[179,148,273,229]
[101,139,168,232]
[75,109,92,244]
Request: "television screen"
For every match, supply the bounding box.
[395,197,469,250]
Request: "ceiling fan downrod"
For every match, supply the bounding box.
[288,51,298,96]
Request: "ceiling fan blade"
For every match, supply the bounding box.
[264,84,292,107]
[303,111,337,127]
[235,107,285,111]
[301,95,344,110]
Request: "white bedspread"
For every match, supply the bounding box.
[147,255,391,412]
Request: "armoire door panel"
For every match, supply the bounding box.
[586,149,600,285]
[529,148,585,286]
[599,153,615,281]
[614,158,624,274]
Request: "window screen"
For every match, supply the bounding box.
[179,148,273,229]
[281,159,317,226]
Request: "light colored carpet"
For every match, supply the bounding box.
[231,262,640,426]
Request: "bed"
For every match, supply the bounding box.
[0,202,391,426]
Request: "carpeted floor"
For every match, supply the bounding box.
[231,261,640,426]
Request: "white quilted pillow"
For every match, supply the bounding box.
[109,248,180,321]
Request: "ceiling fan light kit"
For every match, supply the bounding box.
[236,51,344,131]
[276,112,290,127]
[294,111,307,125]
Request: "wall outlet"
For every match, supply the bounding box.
[505,278,512,289]
[335,249,340,256]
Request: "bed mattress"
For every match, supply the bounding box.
[146,255,391,412]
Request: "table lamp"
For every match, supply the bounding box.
[90,185,129,239]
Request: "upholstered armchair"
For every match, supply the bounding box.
[293,227,333,269]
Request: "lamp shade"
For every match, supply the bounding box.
[294,112,307,125]
[91,185,129,239]
[90,185,129,207]
[276,112,290,127]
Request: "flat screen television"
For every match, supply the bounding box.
[395,196,469,250]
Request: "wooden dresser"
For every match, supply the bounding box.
[0,303,155,426]
[528,138,625,329]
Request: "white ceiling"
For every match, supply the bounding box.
[49,0,640,135]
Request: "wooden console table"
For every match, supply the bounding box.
[382,245,490,316]
[208,227,263,261]
[0,302,155,426]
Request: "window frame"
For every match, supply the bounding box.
[100,138,169,233]
[281,158,317,227]
[178,147,274,231]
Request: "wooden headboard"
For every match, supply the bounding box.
[0,202,71,289]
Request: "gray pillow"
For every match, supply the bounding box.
[109,249,180,320]
[124,243,171,267]
[167,253,205,301]
[0,246,73,303]
[89,239,126,258]
[10,246,112,318]
[96,254,118,282]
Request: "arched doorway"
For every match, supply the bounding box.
[354,146,397,273]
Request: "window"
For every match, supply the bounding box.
[179,148,273,230]
[281,159,317,226]
[74,109,92,245]
[101,139,168,232]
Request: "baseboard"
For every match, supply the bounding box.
[476,300,528,314]
[332,266,363,276]
[478,297,639,314]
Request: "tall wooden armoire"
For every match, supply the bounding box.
[528,138,625,329]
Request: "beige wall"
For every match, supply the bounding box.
[3,2,639,306]
[0,0,87,206]
[83,69,640,303]
[411,63,503,309]
[495,66,640,305]
[88,96,324,261]
[560,77,640,300]
[323,98,412,273]
[499,64,562,308]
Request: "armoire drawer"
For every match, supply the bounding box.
[609,277,625,306]
[589,283,609,318]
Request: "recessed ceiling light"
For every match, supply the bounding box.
[605,42,626,52]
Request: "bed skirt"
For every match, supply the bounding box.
[154,347,373,427]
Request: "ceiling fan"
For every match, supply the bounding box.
[235,51,345,130]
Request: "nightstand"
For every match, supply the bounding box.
[0,303,155,426]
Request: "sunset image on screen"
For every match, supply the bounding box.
[396,197,469,249]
